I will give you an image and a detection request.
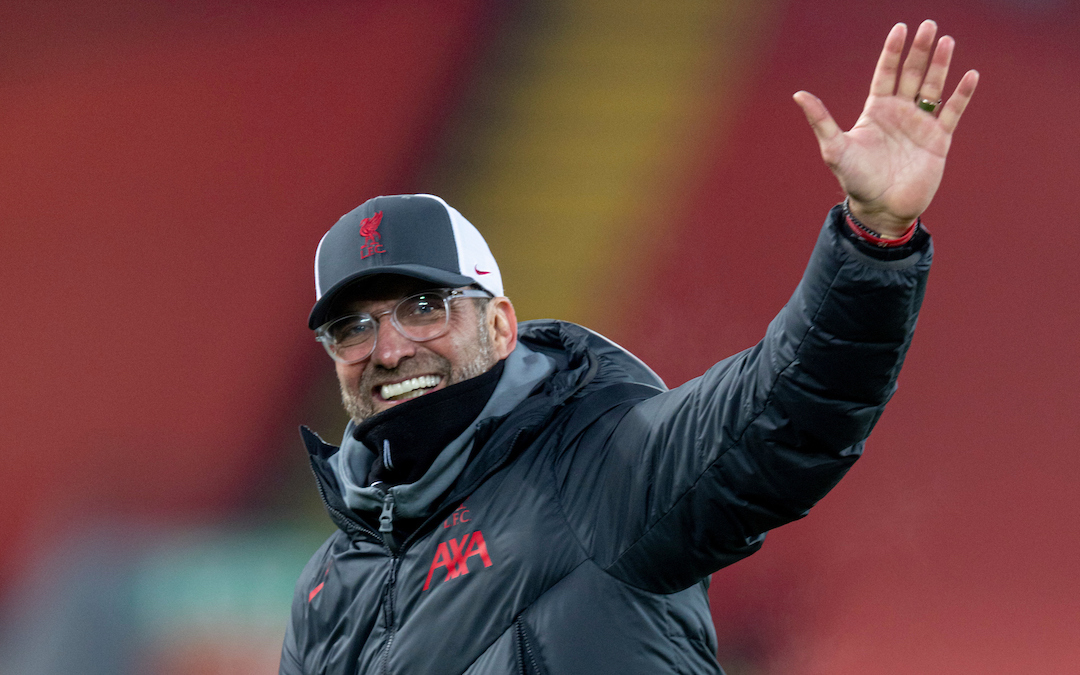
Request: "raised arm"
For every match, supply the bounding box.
[793,20,979,236]
[557,21,975,593]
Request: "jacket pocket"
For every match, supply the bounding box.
[513,618,548,675]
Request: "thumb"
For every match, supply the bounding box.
[793,90,843,153]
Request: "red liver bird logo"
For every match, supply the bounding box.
[359,211,386,259]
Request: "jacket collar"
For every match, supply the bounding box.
[302,320,666,537]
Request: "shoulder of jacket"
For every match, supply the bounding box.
[519,319,667,393]
[295,530,348,585]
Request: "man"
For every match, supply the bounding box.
[281,20,978,674]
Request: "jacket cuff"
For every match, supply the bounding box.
[829,203,931,262]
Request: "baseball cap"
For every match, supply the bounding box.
[309,194,503,329]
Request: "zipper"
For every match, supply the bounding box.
[373,485,400,674]
[380,556,400,675]
[515,619,543,675]
[378,489,398,553]
[308,461,402,673]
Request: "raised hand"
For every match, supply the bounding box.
[793,20,979,236]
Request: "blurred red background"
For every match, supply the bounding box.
[1,0,1077,672]
[0,0,495,578]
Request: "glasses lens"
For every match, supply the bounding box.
[323,315,376,362]
[394,292,450,341]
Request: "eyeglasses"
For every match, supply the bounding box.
[315,288,492,364]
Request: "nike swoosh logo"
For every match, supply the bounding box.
[308,582,325,602]
[474,265,491,275]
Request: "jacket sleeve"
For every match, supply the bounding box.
[279,614,304,675]
[554,206,932,593]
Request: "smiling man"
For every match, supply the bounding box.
[282,20,978,675]
[325,275,512,421]
[306,196,523,494]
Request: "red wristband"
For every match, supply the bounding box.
[843,200,919,247]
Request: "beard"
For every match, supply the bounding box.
[339,316,496,424]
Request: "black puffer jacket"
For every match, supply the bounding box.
[281,207,932,674]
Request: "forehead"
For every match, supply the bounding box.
[331,275,444,314]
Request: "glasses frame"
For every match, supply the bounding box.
[315,287,493,364]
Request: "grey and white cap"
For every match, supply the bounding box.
[309,194,503,329]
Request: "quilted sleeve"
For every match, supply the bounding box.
[556,205,932,593]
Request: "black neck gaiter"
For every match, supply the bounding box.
[354,359,505,487]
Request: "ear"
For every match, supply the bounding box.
[488,297,518,359]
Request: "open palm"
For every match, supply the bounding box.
[794,20,979,236]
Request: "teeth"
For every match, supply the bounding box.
[381,375,441,401]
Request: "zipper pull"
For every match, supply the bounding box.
[378,489,398,553]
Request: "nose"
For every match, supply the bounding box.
[369,312,416,369]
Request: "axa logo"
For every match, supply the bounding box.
[422,530,493,591]
[358,211,386,259]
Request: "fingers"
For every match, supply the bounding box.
[937,69,980,134]
[916,34,955,107]
[870,19,970,128]
[869,23,907,97]
[897,20,938,100]
[793,90,842,160]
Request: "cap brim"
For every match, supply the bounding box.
[308,264,477,329]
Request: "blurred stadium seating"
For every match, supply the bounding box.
[2,0,1078,673]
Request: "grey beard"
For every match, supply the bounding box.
[339,319,496,424]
